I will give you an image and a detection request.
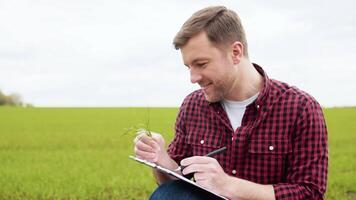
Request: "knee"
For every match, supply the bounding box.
[149,181,180,200]
[149,180,202,200]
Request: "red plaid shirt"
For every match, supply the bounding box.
[168,64,328,200]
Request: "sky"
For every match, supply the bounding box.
[0,0,355,107]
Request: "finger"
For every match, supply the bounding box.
[135,147,157,160]
[193,172,207,182]
[181,156,216,166]
[194,178,210,189]
[152,134,163,145]
[135,140,155,152]
[138,135,158,146]
[182,163,213,175]
[151,132,162,141]
[134,134,161,150]
[134,132,150,143]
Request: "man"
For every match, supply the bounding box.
[134,6,328,200]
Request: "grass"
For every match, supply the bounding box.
[323,107,356,200]
[0,107,355,199]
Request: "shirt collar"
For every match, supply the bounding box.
[203,63,270,130]
[206,63,270,108]
[252,63,270,108]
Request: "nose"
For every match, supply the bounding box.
[190,68,202,84]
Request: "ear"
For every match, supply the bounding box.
[231,41,244,64]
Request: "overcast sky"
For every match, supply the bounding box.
[0,0,355,107]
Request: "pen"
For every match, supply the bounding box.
[174,146,227,171]
[205,146,227,157]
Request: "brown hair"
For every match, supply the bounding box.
[173,6,248,57]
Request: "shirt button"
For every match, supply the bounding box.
[232,170,237,175]
[231,137,234,141]
[200,140,205,144]
[269,145,274,151]
[256,104,260,109]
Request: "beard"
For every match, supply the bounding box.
[202,73,237,103]
[202,83,225,103]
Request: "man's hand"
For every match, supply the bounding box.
[181,156,230,195]
[133,130,167,165]
[133,130,180,184]
[181,156,276,200]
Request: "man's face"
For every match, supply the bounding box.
[181,32,237,102]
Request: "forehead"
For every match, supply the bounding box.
[181,32,221,65]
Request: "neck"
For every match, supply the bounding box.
[225,58,263,101]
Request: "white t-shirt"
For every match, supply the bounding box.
[221,93,259,131]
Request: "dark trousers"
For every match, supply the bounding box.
[149,180,225,200]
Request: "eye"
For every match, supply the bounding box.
[196,62,208,68]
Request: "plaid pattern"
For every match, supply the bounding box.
[167,64,328,200]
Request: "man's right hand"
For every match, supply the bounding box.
[133,130,167,165]
[133,130,181,184]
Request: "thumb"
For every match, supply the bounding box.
[151,132,165,147]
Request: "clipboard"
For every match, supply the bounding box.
[129,155,229,200]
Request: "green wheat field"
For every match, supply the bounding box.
[0,107,355,200]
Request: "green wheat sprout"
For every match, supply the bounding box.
[122,108,152,138]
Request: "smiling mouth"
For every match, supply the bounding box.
[201,83,212,90]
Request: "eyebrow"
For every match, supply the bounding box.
[184,57,210,67]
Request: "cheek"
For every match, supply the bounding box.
[215,71,230,85]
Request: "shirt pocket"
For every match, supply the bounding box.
[248,139,291,155]
[185,132,223,156]
[245,139,292,184]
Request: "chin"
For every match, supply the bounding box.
[204,93,221,103]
